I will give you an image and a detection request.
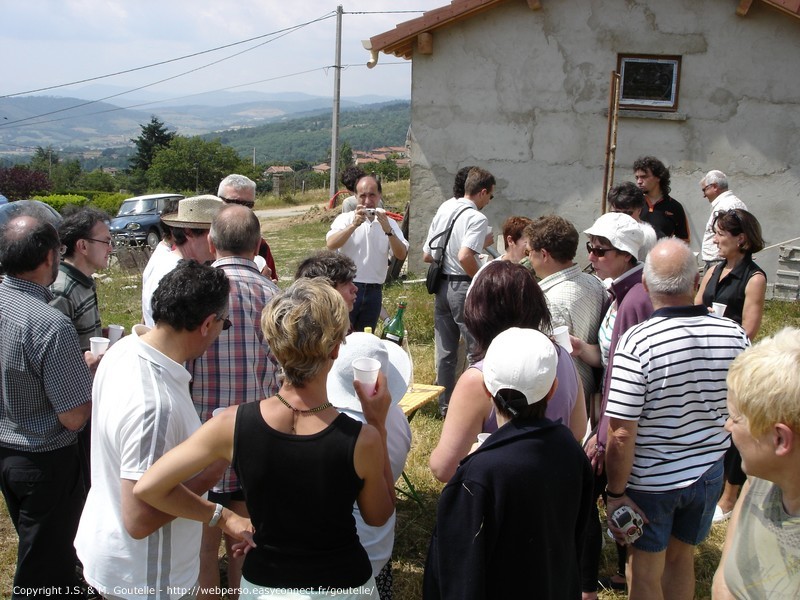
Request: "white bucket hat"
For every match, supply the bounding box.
[327,332,411,412]
[584,212,644,259]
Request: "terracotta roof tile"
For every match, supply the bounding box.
[368,0,509,60]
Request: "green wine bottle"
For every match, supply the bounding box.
[381,298,407,345]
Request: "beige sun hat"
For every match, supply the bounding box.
[161,195,223,229]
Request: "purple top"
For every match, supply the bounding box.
[482,344,579,432]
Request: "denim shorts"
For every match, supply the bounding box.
[626,458,724,552]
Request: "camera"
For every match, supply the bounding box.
[365,208,376,216]
[608,505,644,544]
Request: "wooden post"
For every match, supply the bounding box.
[602,71,622,213]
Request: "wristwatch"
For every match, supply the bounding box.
[385,230,393,237]
[208,503,224,527]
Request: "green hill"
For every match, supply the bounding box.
[207,101,410,163]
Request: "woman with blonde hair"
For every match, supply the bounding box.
[135,278,395,599]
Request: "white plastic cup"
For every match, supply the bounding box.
[353,357,381,393]
[712,302,727,317]
[90,336,110,357]
[476,432,490,446]
[107,324,124,345]
[552,325,573,353]
[212,407,226,418]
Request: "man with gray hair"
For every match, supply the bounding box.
[699,170,747,269]
[604,238,748,600]
[218,173,278,281]
[0,215,92,595]
[189,204,280,599]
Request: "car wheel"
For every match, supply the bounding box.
[146,229,161,249]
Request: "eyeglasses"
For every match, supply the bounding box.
[217,315,232,330]
[85,237,113,247]
[702,184,714,193]
[219,196,255,209]
[586,242,618,257]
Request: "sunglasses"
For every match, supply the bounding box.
[216,315,232,330]
[586,242,618,257]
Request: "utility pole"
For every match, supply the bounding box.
[328,5,343,195]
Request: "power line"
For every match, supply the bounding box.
[0,12,336,99]
[0,61,411,131]
[0,16,332,130]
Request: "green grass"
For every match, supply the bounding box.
[2,203,800,599]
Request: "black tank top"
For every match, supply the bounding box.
[702,256,765,326]
[233,400,371,588]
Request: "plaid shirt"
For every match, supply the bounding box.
[188,256,280,492]
[0,276,92,452]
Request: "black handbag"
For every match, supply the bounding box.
[424,206,472,294]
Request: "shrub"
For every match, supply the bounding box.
[33,194,88,213]
[90,192,129,217]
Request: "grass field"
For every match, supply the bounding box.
[1,183,799,598]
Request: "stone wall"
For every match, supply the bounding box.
[406,0,800,284]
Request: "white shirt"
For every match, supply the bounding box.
[423,198,488,275]
[327,212,408,284]
[639,221,658,261]
[702,191,747,261]
[75,325,203,599]
[141,243,180,327]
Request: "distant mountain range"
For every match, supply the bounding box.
[0,87,406,153]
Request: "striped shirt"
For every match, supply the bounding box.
[539,264,608,397]
[0,276,92,452]
[50,261,102,352]
[188,256,280,493]
[606,305,749,492]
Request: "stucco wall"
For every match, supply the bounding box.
[406,0,800,281]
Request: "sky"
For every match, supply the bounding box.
[1,0,447,104]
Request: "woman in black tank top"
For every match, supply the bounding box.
[695,208,767,525]
[135,279,396,598]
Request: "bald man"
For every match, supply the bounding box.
[604,238,748,600]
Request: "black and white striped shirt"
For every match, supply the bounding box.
[606,305,749,492]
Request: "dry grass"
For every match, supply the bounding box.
[2,191,799,598]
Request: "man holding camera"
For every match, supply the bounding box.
[604,238,748,600]
[326,175,408,332]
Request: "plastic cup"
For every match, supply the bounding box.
[107,324,124,345]
[212,407,226,418]
[353,357,381,393]
[90,336,110,357]
[476,433,490,446]
[712,302,727,317]
[552,325,573,353]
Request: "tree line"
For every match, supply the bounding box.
[0,105,411,202]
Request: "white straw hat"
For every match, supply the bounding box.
[161,195,223,229]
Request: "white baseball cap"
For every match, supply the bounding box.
[483,328,558,408]
[584,212,644,259]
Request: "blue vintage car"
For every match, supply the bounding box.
[108,193,183,248]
